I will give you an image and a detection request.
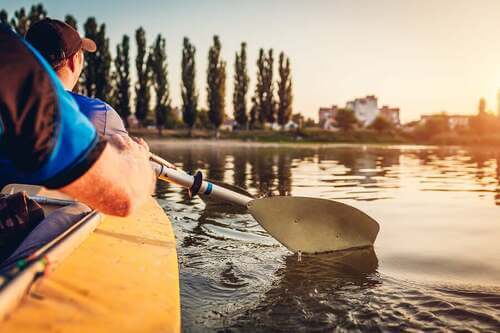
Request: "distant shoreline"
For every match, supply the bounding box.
[132,128,500,147]
[146,139,442,152]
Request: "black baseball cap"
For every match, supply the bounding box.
[25,18,96,66]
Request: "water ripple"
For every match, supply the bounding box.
[152,142,500,332]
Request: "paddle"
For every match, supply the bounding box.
[150,154,380,254]
[149,154,254,200]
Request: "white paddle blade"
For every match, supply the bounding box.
[247,197,380,254]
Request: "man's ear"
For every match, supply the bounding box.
[67,52,79,73]
[67,52,78,72]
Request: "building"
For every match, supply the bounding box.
[346,95,378,127]
[420,114,471,130]
[220,118,235,132]
[318,105,338,128]
[271,120,299,131]
[379,105,400,125]
[171,106,182,121]
[447,116,471,130]
[319,95,401,130]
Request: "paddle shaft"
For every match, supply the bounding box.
[151,159,253,207]
[29,195,76,206]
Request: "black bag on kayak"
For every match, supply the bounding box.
[0,192,45,262]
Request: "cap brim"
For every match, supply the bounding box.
[81,38,96,53]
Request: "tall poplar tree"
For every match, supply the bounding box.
[207,35,226,136]
[233,42,249,129]
[114,35,132,127]
[83,17,98,97]
[27,3,46,27]
[65,15,80,93]
[64,14,77,30]
[150,34,171,136]
[181,37,198,136]
[10,7,28,35]
[3,4,46,35]
[277,52,293,128]
[95,23,112,102]
[255,48,266,125]
[83,18,111,101]
[0,10,9,26]
[135,27,151,125]
[82,17,113,102]
[478,97,486,115]
[262,49,275,124]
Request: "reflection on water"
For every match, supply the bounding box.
[153,142,500,332]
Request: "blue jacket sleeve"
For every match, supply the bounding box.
[0,25,106,189]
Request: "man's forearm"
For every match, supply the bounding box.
[60,143,155,216]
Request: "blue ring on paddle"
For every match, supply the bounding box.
[204,182,213,195]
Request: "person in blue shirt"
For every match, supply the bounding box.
[25,18,129,138]
[0,23,157,268]
[0,23,155,217]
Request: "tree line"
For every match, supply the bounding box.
[0,4,294,136]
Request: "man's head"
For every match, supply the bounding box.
[26,18,96,90]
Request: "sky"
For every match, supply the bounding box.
[3,0,500,122]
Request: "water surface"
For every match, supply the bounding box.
[152,141,500,332]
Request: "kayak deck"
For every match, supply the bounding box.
[0,191,180,332]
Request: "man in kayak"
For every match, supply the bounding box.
[0,23,156,270]
[24,18,175,165]
[25,18,128,138]
[0,23,155,217]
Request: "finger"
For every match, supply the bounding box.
[131,136,144,145]
[132,136,149,150]
[109,134,128,150]
[138,138,150,151]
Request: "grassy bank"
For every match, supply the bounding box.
[131,128,408,144]
[129,127,500,146]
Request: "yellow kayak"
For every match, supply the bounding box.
[0,185,180,332]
